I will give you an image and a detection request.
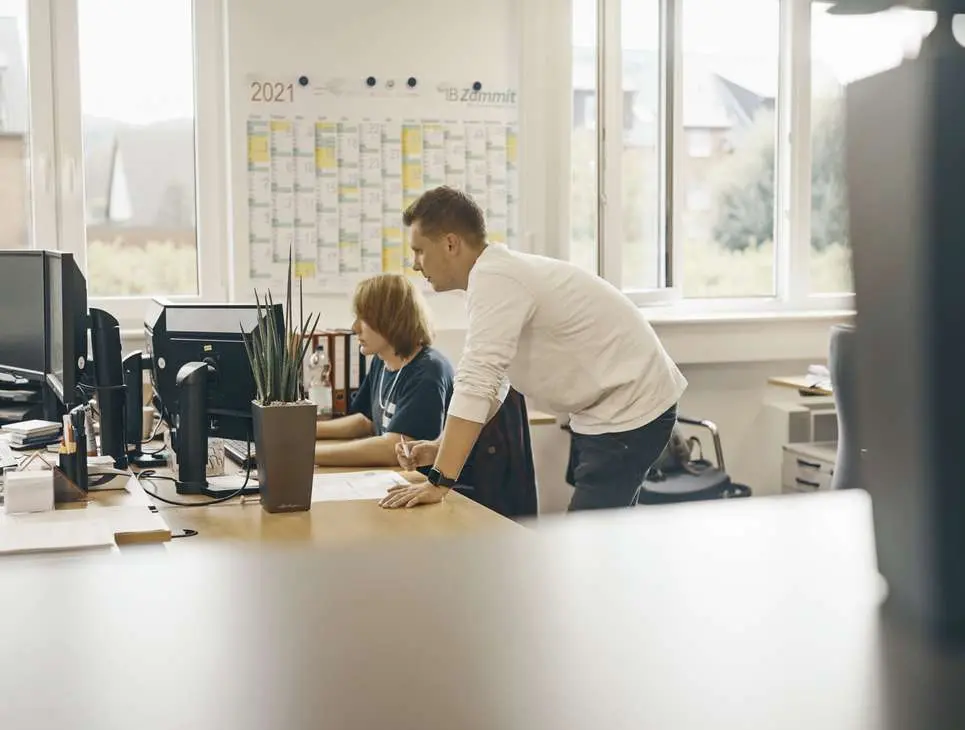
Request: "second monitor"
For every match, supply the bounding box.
[144,298,285,495]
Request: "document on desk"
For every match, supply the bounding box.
[312,471,408,502]
[0,512,115,556]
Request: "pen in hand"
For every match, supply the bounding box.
[400,434,411,461]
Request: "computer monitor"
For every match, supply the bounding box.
[144,297,284,446]
[0,250,48,383]
[44,251,89,407]
[144,298,285,495]
[0,250,89,426]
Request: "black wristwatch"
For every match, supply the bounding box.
[427,467,457,489]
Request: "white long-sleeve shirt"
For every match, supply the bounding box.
[448,244,687,435]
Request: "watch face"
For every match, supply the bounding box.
[429,468,454,487]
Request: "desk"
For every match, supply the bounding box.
[161,490,512,546]
[768,374,834,397]
[2,428,517,553]
[526,408,557,425]
[3,490,964,729]
[96,458,516,547]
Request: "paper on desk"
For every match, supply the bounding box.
[0,512,115,555]
[312,471,408,502]
[204,471,407,502]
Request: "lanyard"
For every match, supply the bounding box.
[377,359,407,411]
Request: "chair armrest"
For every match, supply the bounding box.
[677,416,726,472]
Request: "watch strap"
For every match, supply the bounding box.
[427,467,457,488]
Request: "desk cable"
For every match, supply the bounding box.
[133,435,257,508]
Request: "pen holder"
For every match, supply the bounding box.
[52,466,89,505]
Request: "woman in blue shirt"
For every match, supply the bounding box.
[314,274,455,467]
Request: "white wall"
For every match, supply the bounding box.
[213,0,853,513]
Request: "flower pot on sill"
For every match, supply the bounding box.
[252,400,316,513]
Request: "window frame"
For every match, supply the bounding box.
[26,0,59,254]
[568,0,855,315]
[49,0,228,330]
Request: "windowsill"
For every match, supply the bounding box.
[643,307,855,326]
[433,306,853,366]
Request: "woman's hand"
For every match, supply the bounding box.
[395,436,439,471]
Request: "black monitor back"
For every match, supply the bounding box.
[145,299,285,442]
[44,251,89,407]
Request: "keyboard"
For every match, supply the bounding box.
[223,439,256,469]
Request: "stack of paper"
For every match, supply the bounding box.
[1,419,61,449]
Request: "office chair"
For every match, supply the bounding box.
[637,416,751,504]
[562,416,751,505]
[829,323,861,490]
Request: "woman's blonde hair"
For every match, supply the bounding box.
[352,274,434,358]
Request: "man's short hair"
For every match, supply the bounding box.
[352,274,434,358]
[402,186,487,247]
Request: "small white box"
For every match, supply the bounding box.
[2,471,54,514]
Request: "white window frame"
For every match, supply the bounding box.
[26,0,59,253]
[49,0,228,330]
[564,0,855,316]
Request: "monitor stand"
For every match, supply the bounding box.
[123,351,168,469]
[131,451,168,469]
[174,361,258,498]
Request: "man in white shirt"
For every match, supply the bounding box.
[379,186,687,511]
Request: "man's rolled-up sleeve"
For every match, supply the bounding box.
[448,271,535,423]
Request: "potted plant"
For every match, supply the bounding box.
[242,251,321,513]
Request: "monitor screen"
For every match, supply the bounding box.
[0,251,47,380]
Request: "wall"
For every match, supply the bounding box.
[219,0,852,513]
[224,0,520,321]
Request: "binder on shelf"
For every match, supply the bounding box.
[332,331,348,415]
[348,333,361,407]
[303,329,368,418]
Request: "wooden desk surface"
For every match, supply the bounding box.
[91,456,516,546]
[161,489,514,547]
[526,408,557,425]
[768,374,834,397]
[3,490,965,729]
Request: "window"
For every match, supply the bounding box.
[1,0,225,327]
[570,0,598,275]
[686,129,712,158]
[0,1,33,250]
[567,0,935,312]
[808,3,933,296]
[619,0,661,291]
[679,0,778,299]
[76,0,198,298]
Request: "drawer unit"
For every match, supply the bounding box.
[782,442,837,494]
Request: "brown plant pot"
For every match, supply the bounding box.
[252,400,317,513]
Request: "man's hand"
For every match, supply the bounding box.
[395,437,439,471]
[378,480,448,509]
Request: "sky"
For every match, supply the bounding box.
[0,0,195,124]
